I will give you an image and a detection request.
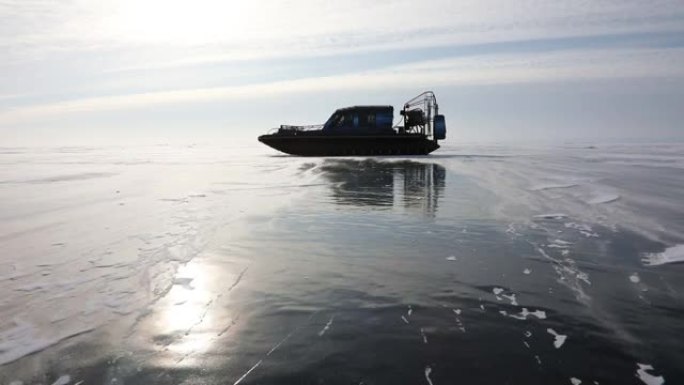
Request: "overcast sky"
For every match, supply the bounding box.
[1,0,683,145]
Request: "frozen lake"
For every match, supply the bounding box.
[1,142,683,384]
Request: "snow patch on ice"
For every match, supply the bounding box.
[547,328,567,348]
[530,183,578,191]
[570,377,582,385]
[0,319,93,365]
[446,255,457,261]
[508,308,547,320]
[629,273,641,283]
[537,247,591,302]
[452,309,466,332]
[318,316,334,337]
[588,194,620,204]
[636,363,664,385]
[565,222,599,237]
[535,213,568,220]
[425,366,434,385]
[523,268,531,275]
[642,244,684,266]
[51,375,71,385]
[502,293,518,306]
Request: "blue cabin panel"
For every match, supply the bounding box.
[434,115,446,140]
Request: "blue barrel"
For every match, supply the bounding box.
[434,115,446,140]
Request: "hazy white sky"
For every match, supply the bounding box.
[1,0,683,144]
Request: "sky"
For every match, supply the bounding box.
[0,0,683,145]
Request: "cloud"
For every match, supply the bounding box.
[2,0,683,63]
[2,46,682,126]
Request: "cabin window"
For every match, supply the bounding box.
[331,113,345,128]
[353,114,359,127]
[368,114,375,126]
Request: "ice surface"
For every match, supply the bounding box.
[2,143,683,381]
[642,244,684,266]
[636,363,665,385]
[440,143,684,244]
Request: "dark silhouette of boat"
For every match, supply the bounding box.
[258,91,446,156]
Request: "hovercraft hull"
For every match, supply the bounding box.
[258,134,439,156]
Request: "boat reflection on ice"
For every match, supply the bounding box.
[316,159,445,216]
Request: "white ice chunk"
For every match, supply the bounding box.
[523,268,531,275]
[629,273,641,283]
[570,377,582,385]
[446,256,457,261]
